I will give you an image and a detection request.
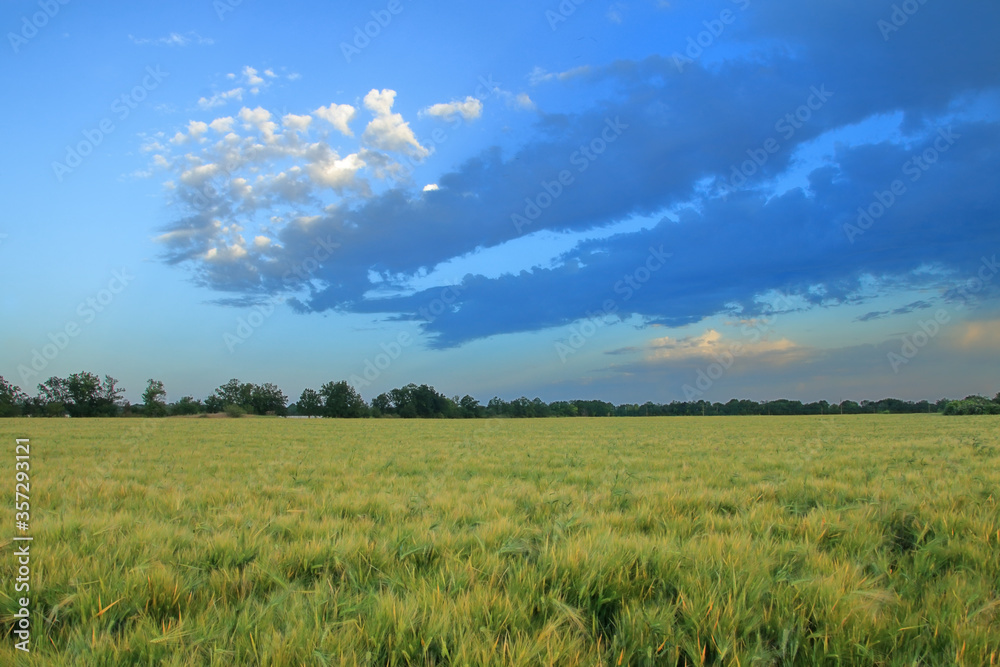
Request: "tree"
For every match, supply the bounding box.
[943,395,1000,415]
[320,381,368,418]
[372,392,393,416]
[99,376,125,417]
[0,376,26,417]
[37,376,70,409]
[458,395,482,418]
[251,383,288,415]
[297,388,323,417]
[142,379,168,417]
[170,396,203,416]
[214,378,253,412]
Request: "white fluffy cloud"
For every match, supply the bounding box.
[241,66,265,93]
[198,88,244,110]
[423,96,483,122]
[361,89,430,159]
[305,149,367,191]
[282,113,313,132]
[197,65,286,109]
[238,106,278,139]
[209,116,235,133]
[313,103,357,137]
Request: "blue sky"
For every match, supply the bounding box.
[2,0,998,405]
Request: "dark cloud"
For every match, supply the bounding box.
[157,0,1000,347]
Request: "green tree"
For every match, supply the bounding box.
[251,383,288,415]
[0,376,26,417]
[320,381,368,418]
[169,396,203,416]
[297,388,323,417]
[214,378,253,412]
[142,379,168,417]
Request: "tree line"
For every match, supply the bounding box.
[1,373,998,418]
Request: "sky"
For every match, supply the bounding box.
[1,0,998,406]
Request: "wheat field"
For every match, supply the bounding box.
[1,415,998,665]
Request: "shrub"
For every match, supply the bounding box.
[224,404,246,419]
[943,396,1000,415]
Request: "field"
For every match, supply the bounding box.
[1,415,999,666]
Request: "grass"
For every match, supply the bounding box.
[1,415,998,665]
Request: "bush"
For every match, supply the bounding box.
[943,396,1000,415]
[224,404,246,419]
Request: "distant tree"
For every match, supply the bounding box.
[458,395,482,418]
[839,400,862,415]
[99,376,125,417]
[549,401,578,417]
[0,376,26,417]
[372,392,394,416]
[60,372,123,417]
[320,381,368,418]
[170,396,203,416]
[37,376,70,407]
[943,396,1000,415]
[297,388,323,417]
[251,383,288,415]
[142,379,168,417]
[487,396,508,417]
[214,379,253,412]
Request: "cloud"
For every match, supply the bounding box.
[856,300,935,322]
[423,96,483,122]
[304,148,367,192]
[129,31,214,47]
[282,113,312,133]
[241,66,265,94]
[528,66,591,85]
[198,88,244,110]
[313,103,357,137]
[948,320,1000,351]
[152,1,1000,352]
[238,106,278,139]
[361,89,430,159]
[642,330,806,364]
[208,116,235,133]
[197,65,282,109]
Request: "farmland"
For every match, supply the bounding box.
[1,415,999,665]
